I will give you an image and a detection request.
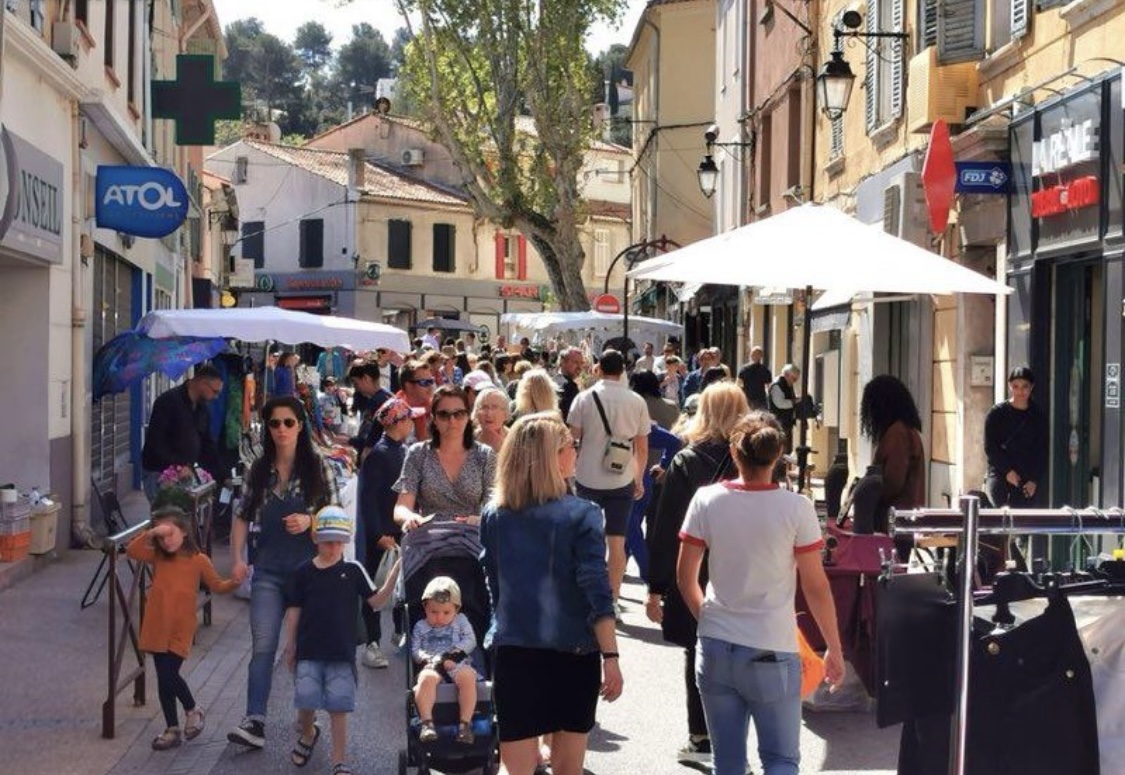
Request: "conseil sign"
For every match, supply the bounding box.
[0,124,64,264]
[96,165,189,239]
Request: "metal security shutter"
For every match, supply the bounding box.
[91,249,135,489]
[865,0,878,134]
[938,0,984,64]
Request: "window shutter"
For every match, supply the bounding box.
[433,224,455,273]
[919,0,938,49]
[388,219,412,270]
[494,232,506,279]
[241,221,265,269]
[890,0,905,122]
[830,114,844,159]
[517,236,528,280]
[864,0,878,134]
[938,0,984,65]
[298,219,324,268]
[1011,0,1030,39]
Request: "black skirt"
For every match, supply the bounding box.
[493,646,601,743]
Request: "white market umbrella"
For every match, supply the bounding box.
[139,306,411,352]
[501,311,682,338]
[628,203,1010,296]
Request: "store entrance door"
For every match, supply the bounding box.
[1051,261,1104,508]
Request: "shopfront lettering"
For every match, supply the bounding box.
[286,277,344,290]
[499,284,541,300]
[1030,175,1100,218]
[1032,120,1097,177]
[18,170,62,235]
[102,182,184,212]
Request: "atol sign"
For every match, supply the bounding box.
[95,166,189,238]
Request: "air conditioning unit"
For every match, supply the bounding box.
[228,257,256,289]
[883,172,929,247]
[907,47,979,134]
[51,21,81,67]
[233,156,248,184]
[401,148,425,166]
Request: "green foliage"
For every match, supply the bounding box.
[294,21,334,75]
[151,486,194,514]
[222,18,313,136]
[327,23,393,116]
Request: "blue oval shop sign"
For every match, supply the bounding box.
[96,165,189,238]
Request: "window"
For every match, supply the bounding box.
[988,0,1030,50]
[127,0,137,105]
[495,233,527,280]
[432,223,455,273]
[388,219,412,269]
[829,113,845,162]
[759,112,773,209]
[864,0,904,133]
[917,0,937,50]
[104,0,115,70]
[787,92,802,189]
[937,0,985,64]
[298,219,324,268]
[593,229,610,277]
[241,221,265,269]
[30,0,45,32]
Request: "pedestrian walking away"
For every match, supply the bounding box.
[227,396,341,751]
[677,412,845,775]
[284,505,400,774]
[126,506,240,751]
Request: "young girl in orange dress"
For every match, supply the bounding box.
[127,506,240,750]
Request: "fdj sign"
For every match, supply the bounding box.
[95,166,189,238]
[954,162,1011,194]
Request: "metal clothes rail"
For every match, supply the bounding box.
[889,499,1125,775]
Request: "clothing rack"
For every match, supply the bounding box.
[889,498,1125,775]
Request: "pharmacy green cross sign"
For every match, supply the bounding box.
[151,55,241,146]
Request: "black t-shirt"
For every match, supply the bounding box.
[737,362,772,406]
[289,558,376,662]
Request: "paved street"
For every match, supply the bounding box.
[0,517,899,775]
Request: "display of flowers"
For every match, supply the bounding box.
[152,465,213,512]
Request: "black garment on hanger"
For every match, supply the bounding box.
[890,589,1100,775]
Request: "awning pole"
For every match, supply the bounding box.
[797,284,813,491]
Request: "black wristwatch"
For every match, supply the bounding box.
[601,651,620,660]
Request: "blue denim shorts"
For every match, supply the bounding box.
[294,660,357,713]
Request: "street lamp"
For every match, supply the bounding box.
[696,124,752,199]
[603,236,682,347]
[815,10,906,118]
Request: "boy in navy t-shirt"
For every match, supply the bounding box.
[283,506,399,774]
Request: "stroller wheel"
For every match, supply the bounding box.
[398,749,408,775]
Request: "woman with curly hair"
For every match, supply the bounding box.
[859,374,925,534]
[227,396,341,751]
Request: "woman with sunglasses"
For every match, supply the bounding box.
[228,396,341,751]
[394,385,497,532]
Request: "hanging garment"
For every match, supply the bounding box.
[1079,603,1125,775]
[885,586,1100,775]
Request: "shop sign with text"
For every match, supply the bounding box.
[499,284,542,300]
[96,165,189,238]
[0,125,64,264]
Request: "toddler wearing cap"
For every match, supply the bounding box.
[283,506,400,774]
[412,576,479,745]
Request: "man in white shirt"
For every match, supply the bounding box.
[634,342,656,373]
[568,350,651,611]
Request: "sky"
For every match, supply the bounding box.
[210,0,650,55]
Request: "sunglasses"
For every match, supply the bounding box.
[408,378,436,388]
[433,409,469,421]
[268,417,299,429]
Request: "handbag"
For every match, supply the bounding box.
[798,625,826,699]
[591,391,634,474]
[374,545,401,588]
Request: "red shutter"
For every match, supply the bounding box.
[494,232,505,279]
[517,235,528,280]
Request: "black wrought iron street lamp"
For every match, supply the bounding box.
[815,10,907,118]
[604,236,682,347]
[696,124,752,199]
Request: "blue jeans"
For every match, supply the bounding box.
[247,568,288,721]
[624,474,653,580]
[696,636,802,775]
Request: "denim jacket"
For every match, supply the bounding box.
[480,494,614,654]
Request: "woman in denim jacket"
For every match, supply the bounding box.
[480,412,623,775]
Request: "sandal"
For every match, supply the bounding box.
[151,727,182,751]
[290,723,321,767]
[418,719,438,743]
[331,764,354,775]
[184,708,205,740]
[455,720,475,745]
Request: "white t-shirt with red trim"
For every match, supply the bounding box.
[679,481,824,653]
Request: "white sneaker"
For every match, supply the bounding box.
[362,642,388,669]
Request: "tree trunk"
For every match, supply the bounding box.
[526,231,589,311]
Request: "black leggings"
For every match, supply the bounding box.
[684,647,707,738]
[152,652,195,729]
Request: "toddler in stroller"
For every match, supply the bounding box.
[399,520,497,775]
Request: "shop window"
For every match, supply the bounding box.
[298,218,324,268]
[242,220,265,269]
[432,223,455,273]
[388,219,412,269]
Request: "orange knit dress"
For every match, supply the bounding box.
[126,530,239,659]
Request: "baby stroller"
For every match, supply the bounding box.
[397,519,497,775]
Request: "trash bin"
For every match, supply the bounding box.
[0,500,32,562]
[29,502,60,555]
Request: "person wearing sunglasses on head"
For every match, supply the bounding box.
[395,360,436,442]
[227,396,341,752]
[393,385,497,534]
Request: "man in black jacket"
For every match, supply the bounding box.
[737,346,771,410]
[140,365,223,502]
[557,346,585,420]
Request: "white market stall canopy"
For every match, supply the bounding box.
[628,203,1011,296]
[139,306,411,352]
[501,311,682,343]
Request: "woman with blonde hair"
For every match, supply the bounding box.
[480,413,622,775]
[473,386,511,453]
[644,382,750,769]
[514,368,560,418]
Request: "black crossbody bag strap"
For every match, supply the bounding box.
[591,391,613,436]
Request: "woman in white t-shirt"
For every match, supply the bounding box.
[676,412,845,775]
